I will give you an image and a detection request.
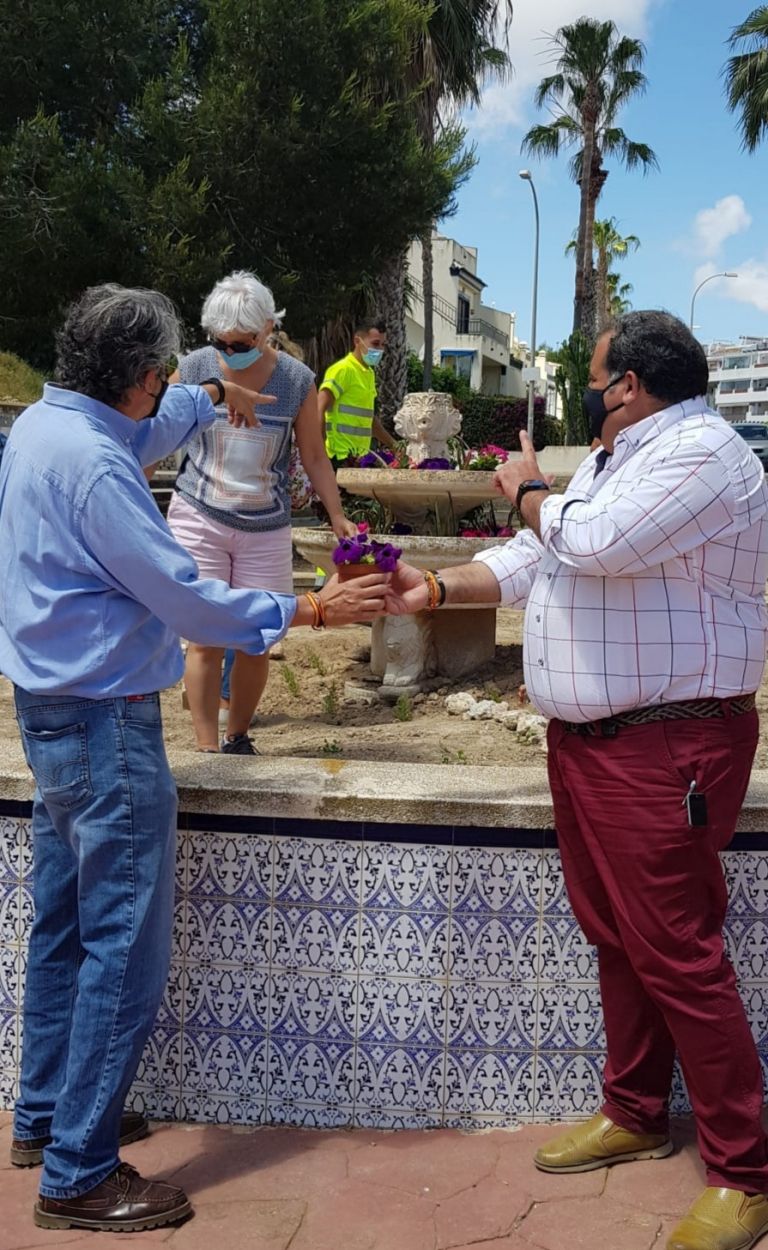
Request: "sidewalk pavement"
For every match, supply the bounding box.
[1,1111,708,1250]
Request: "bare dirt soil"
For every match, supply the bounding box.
[3,607,768,768]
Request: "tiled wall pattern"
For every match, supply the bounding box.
[3,810,768,1129]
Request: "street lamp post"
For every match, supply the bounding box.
[519,170,540,439]
[689,272,738,332]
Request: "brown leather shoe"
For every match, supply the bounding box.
[34,1162,192,1232]
[11,1111,149,1168]
[534,1111,674,1173]
[667,1187,768,1250]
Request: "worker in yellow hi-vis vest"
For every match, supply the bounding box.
[319,317,397,468]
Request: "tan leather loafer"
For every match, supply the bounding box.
[534,1111,673,1173]
[667,1187,768,1250]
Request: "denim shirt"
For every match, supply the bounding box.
[0,384,296,696]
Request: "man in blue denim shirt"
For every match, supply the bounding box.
[0,285,387,1233]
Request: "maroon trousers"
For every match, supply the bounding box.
[547,708,768,1191]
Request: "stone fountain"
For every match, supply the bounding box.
[292,393,504,700]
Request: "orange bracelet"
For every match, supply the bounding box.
[305,591,326,630]
[423,570,440,611]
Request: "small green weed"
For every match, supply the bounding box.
[441,747,468,765]
[321,739,342,756]
[322,682,340,718]
[483,684,503,703]
[393,694,413,722]
[281,665,301,698]
[306,648,327,676]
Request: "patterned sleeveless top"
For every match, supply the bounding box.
[175,345,314,531]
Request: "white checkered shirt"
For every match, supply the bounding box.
[473,397,768,723]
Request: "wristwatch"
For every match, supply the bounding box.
[201,376,226,406]
[515,479,550,512]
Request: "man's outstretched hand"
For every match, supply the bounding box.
[493,431,554,502]
[384,562,428,615]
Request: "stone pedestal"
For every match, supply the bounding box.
[370,609,497,700]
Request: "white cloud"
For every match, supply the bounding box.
[467,0,662,139]
[697,260,768,316]
[693,196,752,258]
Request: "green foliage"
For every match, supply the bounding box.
[725,8,768,151]
[305,649,327,677]
[441,746,468,764]
[320,739,342,756]
[554,333,592,445]
[393,694,414,722]
[457,394,551,451]
[281,665,301,698]
[0,0,472,367]
[406,352,473,401]
[0,353,45,403]
[322,682,340,718]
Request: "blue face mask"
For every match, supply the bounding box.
[217,345,262,370]
[363,348,384,368]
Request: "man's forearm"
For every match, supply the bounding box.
[372,416,396,450]
[517,489,548,540]
[439,562,502,606]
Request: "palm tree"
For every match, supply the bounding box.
[725,7,768,150]
[605,272,633,319]
[375,1,513,418]
[565,217,639,335]
[522,17,656,338]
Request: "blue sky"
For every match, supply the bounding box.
[449,0,768,350]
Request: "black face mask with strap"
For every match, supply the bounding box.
[583,375,626,441]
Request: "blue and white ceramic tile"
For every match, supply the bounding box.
[271,905,360,975]
[451,847,541,916]
[265,1100,354,1128]
[181,962,270,1033]
[0,885,22,948]
[0,816,26,883]
[536,983,605,1051]
[177,1092,265,1125]
[354,1043,444,1118]
[355,974,446,1048]
[725,852,768,915]
[267,1035,355,1110]
[449,912,539,983]
[268,970,357,1040]
[361,843,453,911]
[0,945,24,1011]
[184,830,274,902]
[273,837,363,907]
[445,979,536,1051]
[730,919,768,983]
[130,1027,183,1121]
[442,1048,533,1124]
[538,915,598,983]
[357,909,450,980]
[536,1051,602,1120]
[669,1062,692,1116]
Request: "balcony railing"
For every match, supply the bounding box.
[457,318,509,348]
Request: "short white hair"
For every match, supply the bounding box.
[201,270,285,336]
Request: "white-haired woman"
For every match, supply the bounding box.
[167,271,356,754]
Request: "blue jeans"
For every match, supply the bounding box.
[13,689,177,1199]
[221,649,235,701]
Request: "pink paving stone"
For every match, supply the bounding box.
[493,1124,608,1201]
[605,1142,705,1216]
[288,1179,437,1250]
[519,1195,663,1250]
[347,1129,500,1200]
[166,1199,305,1250]
[452,1240,539,1250]
[434,1177,523,1249]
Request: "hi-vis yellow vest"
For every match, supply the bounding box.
[320,352,376,459]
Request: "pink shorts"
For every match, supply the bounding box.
[167,492,294,593]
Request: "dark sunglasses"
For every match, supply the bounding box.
[209,337,256,354]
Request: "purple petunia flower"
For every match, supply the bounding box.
[332,537,368,565]
[356,452,380,468]
[417,457,452,470]
[372,541,402,572]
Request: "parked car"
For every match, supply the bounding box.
[732,423,768,467]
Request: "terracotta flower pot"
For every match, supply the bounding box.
[336,561,376,581]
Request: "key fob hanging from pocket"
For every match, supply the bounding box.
[684,780,708,827]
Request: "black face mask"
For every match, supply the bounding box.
[582,375,626,441]
[144,377,168,420]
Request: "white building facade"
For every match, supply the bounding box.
[406,235,525,399]
[705,338,768,421]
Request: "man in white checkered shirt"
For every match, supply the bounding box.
[388,312,768,1250]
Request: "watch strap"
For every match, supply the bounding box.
[515,479,550,512]
[201,376,226,406]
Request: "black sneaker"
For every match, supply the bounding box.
[220,733,258,756]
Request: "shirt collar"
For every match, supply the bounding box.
[614,395,711,454]
[43,383,140,443]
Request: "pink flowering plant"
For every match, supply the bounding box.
[331,522,402,572]
[463,444,510,471]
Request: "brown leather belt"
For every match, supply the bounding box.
[561,694,757,738]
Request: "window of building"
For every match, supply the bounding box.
[457,294,470,334]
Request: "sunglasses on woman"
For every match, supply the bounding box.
[209,337,257,354]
